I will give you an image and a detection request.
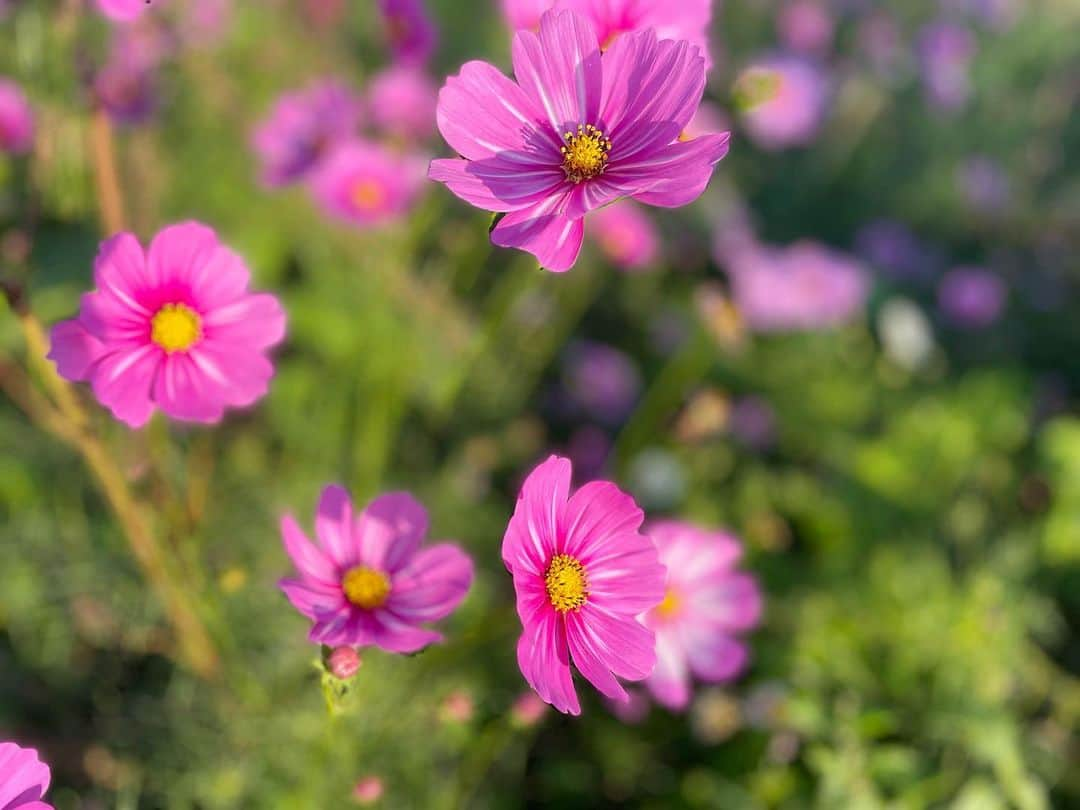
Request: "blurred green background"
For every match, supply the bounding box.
[1,0,1078,807]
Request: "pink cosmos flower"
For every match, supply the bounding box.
[0,79,34,155]
[0,741,53,810]
[252,80,363,188]
[502,455,666,715]
[352,776,385,804]
[736,57,828,150]
[589,201,659,270]
[777,0,834,56]
[643,521,762,710]
[501,0,714,67]
[430,9,729,272]
[367,66,438,143]
[279,485,474,652]
[377,0,437,67]
[47,222,286,428]
[95,0,153,23]
[309,140,427,228]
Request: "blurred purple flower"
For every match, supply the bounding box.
[563,341,642,425]
[0,78,34,155]
[737,56,829,150]
[251,79,363,187]
[938,266,1006,328]
[565,425,611,481]
[588,201,660,271]
[367,66,437,143]
[957,155,1010,214]
[855,11,902,77]
[309,140,427,228]
[92,55,158,126]
[917,22,977,112]
[854,219,938,281]
[729,241,869,332]
[777,0,834,56]
[378,0,437,67]
[729,395,776,450]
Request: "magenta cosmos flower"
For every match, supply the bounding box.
[309,140,427,228]
[48,222,286,428]
[589,201,659,270]
[252,79,363,187]
[279,486,474,652]
[643,522,762,710]
[0,79,34,155]
[367,66,438,143]
[95,0,152,23]
[377,0,437,67]
[736,57,828,150]
[430,9,730,272]
[0,742,53,810]
[503,455,666,715]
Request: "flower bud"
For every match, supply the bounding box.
[327,646,361,680]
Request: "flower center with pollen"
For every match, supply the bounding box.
[656,588,681,619]
[150,303,201,353]
[342,566,392,609]
[560,124,612,183]
[350,178,387,213]
[544,553,589,612]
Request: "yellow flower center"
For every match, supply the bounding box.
[544,553,589,613]
[560,124,612,183]
[656,588,681,619]
[342,565,392,610]
[150,303,202,353]
[350,178,387,213]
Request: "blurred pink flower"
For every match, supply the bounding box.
[0,741,54,809]
[563,341,641,424]
[500,0,714,67]
[48,223,286,428]
[589,201,659,270]
[607,687,650,724]
[430,9,729,271]
[352,776,384,804]
[728,240,869,332]
[737,57,828,150]
[502,455,665,715]
[367,66,437,143]
[438,689,475,723]
[917,22,976,112]
[378,0,437,67]
[682,100,729,141]
[279,486,473,652]
[0,79,34,154]
[777,0,833,56]
[938,266,1006,328]
[643,522,762,710]
[251,79,363,188]
[92,53,157,126]
[510,691,549,727]
[95,0,152,23]
[309,140,427,228]
[327,646,362,679]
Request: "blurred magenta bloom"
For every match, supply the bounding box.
[92,57,157,126]
[251,80,363,188]
[352,776,384,804]
[502,455,665,715]
[682,100,729,141]
[729,241,869,332]
[0,741,53,809]
[589,201,659,270]
[728,395,776,450]
[644,522,762,710]
[0,79,34,155]
[938,267,1006,328]
[309,140,427,228]
[777,0,834,56]
[917,22,976,112]
[327,646,362,679]
[95,0,151,23]
[510,691,548,727]
[737,57,828,150]
[48,222,286,428]
[500,0,714,67]
[430,9,729,271]
[957,155,1010,214]
[367,66,437,143]
[378,0,437,67]
[563,341,642,424]
[279,486,474,652]
[854,219,938,281]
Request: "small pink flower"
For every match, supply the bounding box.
[438,689,474,723]
[777,0,834,56]
[644,522,762,711]
[367,66,438,143]
[95,0,154,23]
[737,57,829,150]
[309,140,427,228]
[352,776,384,804]
[327,646,362,679]
[0,79,34,155]
[280,486,474,653]
[377,0,437,67]
[502,455,666,715]
[0,741,54,809]
[252,80,363,187]
[430,9,729,272]
[47,222,287,428]
[588,201,659,271]
[509,691,548,727]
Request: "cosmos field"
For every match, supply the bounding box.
[0,0,1078,807]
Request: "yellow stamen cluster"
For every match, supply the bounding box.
[342,565,392,610]
[560,124,612,183]
[350,178,387,213]
[544,553,589,613]
[150,303,202,353]
[656,588,681,619]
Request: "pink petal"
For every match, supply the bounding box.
[511,9,602,134]
[153,353,227,423]
[202,292,287,350]
[621,132,731,208]
[47,319,104,382]
[310,608,377,647]
[146,221,220,288]
[280,514,339,585]
[516,608,580,715]
[370,611,442,653]
[315,484,357,569]
[186,244,253,311]
[645,627,692,710]
[689,573,763,632]
[0,743,50,809]
[279,577,345,621]
[429,157,565,213]
[560,480,643,558]
[388,543,473,622]
[501,454,572,576]
[436,60,555,161]
[564,609,628,702]
[353,492,430,573]
[89,344,159,428]
[187,344,274,409]
[680,625,749,682]
[570,602,656,682]
[79,289,148,344]
[91,231,152,315]
[491,196,585,272]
